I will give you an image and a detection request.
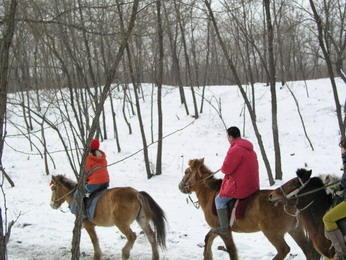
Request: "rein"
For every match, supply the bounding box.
[288,180,340,200]
[184,168,220,209]
[278,178,340,226]
[51,180,77,204]
[184,168,220,189]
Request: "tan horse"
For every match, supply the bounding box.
[178,158,320,260]
[50,175,166,260]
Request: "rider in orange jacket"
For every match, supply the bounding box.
[85,139,109,196]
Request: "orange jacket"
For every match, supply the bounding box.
[86,150,110,184]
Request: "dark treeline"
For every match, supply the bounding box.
[6,0,345,93]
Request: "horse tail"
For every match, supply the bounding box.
[137,191,167,249]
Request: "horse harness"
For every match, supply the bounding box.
[278,177,340,225]
[183,167,220,189]
[183,167,220,209]
[50,179,76,205]
[275,177,315,227]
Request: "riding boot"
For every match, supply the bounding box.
[211,208,230,237]
[325,229,346,259]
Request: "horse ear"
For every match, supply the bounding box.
[188,159,197,168]
[188,158,204,170]
[296,168,312,181]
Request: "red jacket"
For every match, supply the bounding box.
[220,138,259,199]
[86,150,110,184]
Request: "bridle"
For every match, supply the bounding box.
[279,177,311,200]
[182,167,220,209]
[276,176,340,227]
[183,167,220,189]
[277,177,314,226]
[50,180,76,205]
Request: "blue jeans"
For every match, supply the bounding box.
[84,182,109,195]
[215,193,233,210]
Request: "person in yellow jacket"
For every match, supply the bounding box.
[84,139,109,197]
[323,139,346,260]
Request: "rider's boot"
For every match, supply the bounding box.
[210,208,229,237]
[325,229,346,260]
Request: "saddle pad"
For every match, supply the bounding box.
[70,189,107,220]
[212,193,252,220]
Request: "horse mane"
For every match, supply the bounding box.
[301,175,332,208]
[319,173,341,194]
[55,174,77,190]
[200,164,222,191]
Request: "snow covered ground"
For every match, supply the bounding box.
[3,78,346,259]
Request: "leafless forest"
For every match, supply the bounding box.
[0,0,345,258]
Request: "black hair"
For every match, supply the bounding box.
[227,126,241,138]
[339,138,346,149]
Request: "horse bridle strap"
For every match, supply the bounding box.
[51,180,76,203]
[184,168,220,189]
[294,180,340,199]
[280,177,310,200]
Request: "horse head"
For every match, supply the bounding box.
[50,175,76,209]
[268,168,312,206]
[178,158,222,195]
[178,158,206,194]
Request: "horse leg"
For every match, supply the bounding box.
[116,224,137,260]
[83,222,102,260]
[261,228,290,260]
[203,231,217,260]
[219,230,238,260]
[288,223,321,260]
[136,211,159,260]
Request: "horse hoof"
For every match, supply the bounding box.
[122,252,130,260]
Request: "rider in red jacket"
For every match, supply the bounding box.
[211,126,259,237]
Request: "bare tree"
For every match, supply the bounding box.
[174,1,199,119]
[155,0,164,176]
[0,1,17,258]
[264,0,283,180]
[204,0,275,185]
[309,0,345,138]
[162,1,190,115]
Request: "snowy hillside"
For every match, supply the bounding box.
[3,78,346,259]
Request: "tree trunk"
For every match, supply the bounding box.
[117,0,152,179]
[309,0,345,138]
[162,1,189,116]
[204,0,275,185]
[174,1,199,119]
[71,1,140,258]
[155,0,164,176]
[264,0,283,180]
[0,2,17,259]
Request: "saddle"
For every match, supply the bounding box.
[212,192,252,226]
[70,189,107,220]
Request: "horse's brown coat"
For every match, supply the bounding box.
[50,175,166,260]
[178,158,320,260]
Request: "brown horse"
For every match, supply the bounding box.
[178,158,320,260]
[50,175,166,260]
[268,168,335,259]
